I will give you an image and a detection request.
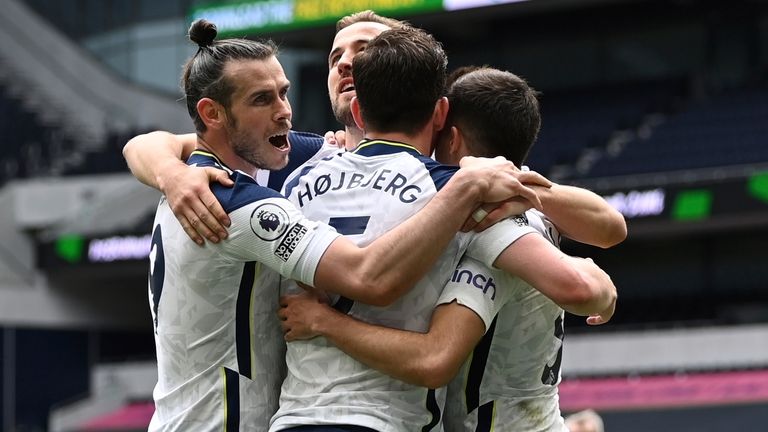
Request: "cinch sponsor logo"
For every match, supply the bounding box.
[295,168,422,207]
[451,268,496,300]
[275,224,307,261]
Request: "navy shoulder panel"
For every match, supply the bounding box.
[213,171,284,214]
[187,151,283,213]
[267,130,324,191]
[414,154,459,191]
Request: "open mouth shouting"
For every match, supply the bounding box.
[269,132,289,150]
[339,77,355,95]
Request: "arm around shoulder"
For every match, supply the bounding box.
[313,158,552,305]
[494,233,617,318]
[539,183,627,248]
[124,131,232,244]
[123,131,197,189]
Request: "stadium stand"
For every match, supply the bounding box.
[0,0,188,183]
[0,83,64,184]
[0,84,139,186]
[587,81,768,178]
[526,77,688,176]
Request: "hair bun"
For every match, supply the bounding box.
[189,19,217,47]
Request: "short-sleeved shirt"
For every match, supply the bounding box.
[270,139,537,432]
[147,138,338,431]
[440,211,568,432]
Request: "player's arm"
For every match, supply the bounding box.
[535,183,626,248]
[123,131,232,244]
[280,293,484,388]
[491,232,616,323]
[467,178,626,249]
[123,131,197,187]
[313,159,551,306]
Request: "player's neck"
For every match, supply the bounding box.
[364,128,433,156]
[197,134,256,176]
[345,126,364,151]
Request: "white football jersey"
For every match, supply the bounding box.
[147,151,340,432]
[271,140,537,432]
[279,140,346,193]
[441,211,569,432]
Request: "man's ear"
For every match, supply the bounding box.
[351,96,365,130]
[197,98,226,130]
[448,126,467,158]
[433,97,449,132]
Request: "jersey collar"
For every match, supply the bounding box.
[353,139,421,158]
[188,150,233,175]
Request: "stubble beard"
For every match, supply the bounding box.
[331,97,356,129]
[229,121,288,172]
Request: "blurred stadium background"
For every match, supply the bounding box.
[0,0,766,430]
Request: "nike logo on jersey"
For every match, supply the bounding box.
[295,168,422,207]
[451,268,497,300]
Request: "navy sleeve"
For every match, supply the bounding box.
[267,131,324,191]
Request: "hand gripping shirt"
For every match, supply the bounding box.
[440,211,568,432]
[270,139,537,432]
[147,149,340,432]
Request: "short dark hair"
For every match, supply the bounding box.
[352,27,447,135]
[335,10,406,33]
[181,19,278,132]
[445,67,541,166]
